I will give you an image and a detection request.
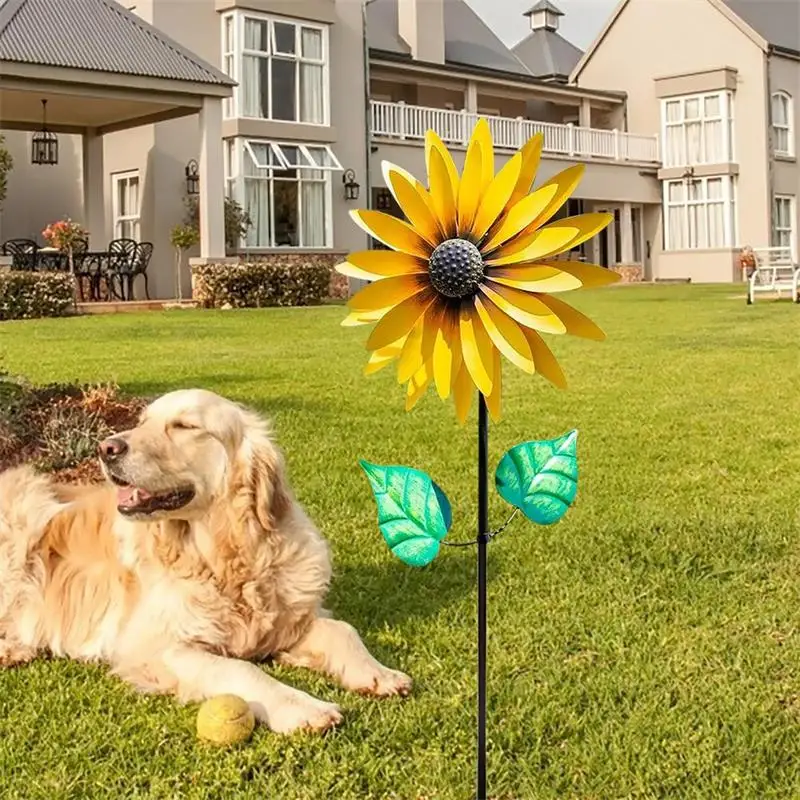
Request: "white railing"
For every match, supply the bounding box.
[370,100,660,164]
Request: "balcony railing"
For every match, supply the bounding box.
[370,100,660,164]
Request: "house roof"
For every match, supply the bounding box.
[524,0,565,17]
[367,0,532,77]
[512,29,582,81]
[0,0,234,86]
[719,0,800,55]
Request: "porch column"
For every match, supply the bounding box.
[465,80,478,113]
[621,202,634,263]
[198,97,226,259]
[579,98,592,128]
[82,129,105,244]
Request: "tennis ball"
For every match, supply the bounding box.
[196,694,255,745]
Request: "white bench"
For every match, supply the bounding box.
[747,246,800,304]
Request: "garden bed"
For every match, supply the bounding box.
[0,375,145,483]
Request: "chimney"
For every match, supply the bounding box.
[398,0,445,64]
[523,0,564,32]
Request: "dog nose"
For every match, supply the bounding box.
[98,437,128,462]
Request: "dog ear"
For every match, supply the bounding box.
[238,411,292,533]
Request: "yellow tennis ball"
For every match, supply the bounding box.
[196,694,255,745]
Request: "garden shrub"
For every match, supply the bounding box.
[192,260,332,309]
[0,271,74,321]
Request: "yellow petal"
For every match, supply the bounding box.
[384,165,443,246]
[348,274,427,312]
[479,283,566,335]
[469,118,495,192]
[537,294,607,341]
[336,250,428,281]
[481,183,560,253]
[459,302,495,396]
[526,260,622,289]
[471,152,523,242]
[397,308,438,383]
[509,133,543,207]
[523,329,567,389]
[486,265,582,293]
[350,210,432,259]
[381,161,428,196]
[485,355,502,422]
[525,164,585,231]
[366,289,437,350]
[457,134,483,235]
[473,293,535,373]
[406,364,432,411]
[452,363,473,424]
[485,224,581,266]
[432,307,459,400]
[556,213,614,252]
[341,307,391,327]
[425,130,460,201]
[363,334,409,375]
[428,146,458,238]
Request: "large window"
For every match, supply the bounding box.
[661,92,734,167]
[226,139,342,249]
[772,195,796,256]
[221,11,328,124]
[663,176,736,250]
[111,171,140,240]
[771,92,794,157]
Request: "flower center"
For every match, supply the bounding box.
[427,238,485,299]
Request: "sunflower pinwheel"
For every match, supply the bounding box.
[336,119,620,423]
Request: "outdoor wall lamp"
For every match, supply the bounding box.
[343,168,360,201]
[185,159,200,195]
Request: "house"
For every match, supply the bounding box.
[1,0,663,299]
[572,0,800,283]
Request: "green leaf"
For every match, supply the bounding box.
[495,430,578,525]
[359,460,452,567]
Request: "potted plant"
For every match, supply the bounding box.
[42,218,88,306]
[170,223,200,303]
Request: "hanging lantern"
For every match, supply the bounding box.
[31,99,58,166]
[185,159,200,195]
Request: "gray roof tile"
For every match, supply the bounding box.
[512,28,582,81]
[721,0,800,54]
[524,0,565,17]
[0,0,234,86]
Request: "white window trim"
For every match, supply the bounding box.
[772,194,797,260]
[771,91,794,158]
[221,13,237,120]
[231,138,336,250]
[663,175,735,251]
[225,10,330,126]
[660,91,735,168]
[111,170,141,241]
[244,140,343,172]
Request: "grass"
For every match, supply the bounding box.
[1,284,800,799]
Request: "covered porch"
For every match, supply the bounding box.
[0,0,234,299]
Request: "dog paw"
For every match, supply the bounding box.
[267,693,343,734]
[347,664,413,698]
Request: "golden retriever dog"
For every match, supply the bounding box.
[0,389,411,733]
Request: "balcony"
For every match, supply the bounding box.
[370,101,660,164]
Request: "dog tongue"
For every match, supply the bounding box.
[117,486,152,507]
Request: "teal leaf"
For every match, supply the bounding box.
[359,460,452,567]
[495,430,578,525]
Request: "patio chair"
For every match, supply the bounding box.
[1,238,37,270]
[127,241,153,300]
[106,238,138,300]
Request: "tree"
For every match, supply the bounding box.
[170,224,200,302]
[183,195,253,254]
[0,135,13,212]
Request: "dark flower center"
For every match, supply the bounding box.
[427,238,485,299]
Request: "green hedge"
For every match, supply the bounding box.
[0,271,74,321]
[192,261,332,309]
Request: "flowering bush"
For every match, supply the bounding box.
[42,218,88,254]
[0,271,74,320]
[192,260,332,308]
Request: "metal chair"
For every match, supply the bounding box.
[128,242,153,300]
[1,239,37,270]
[106,238,138,300]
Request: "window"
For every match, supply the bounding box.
[221,11,328,124]
[112,171,140,240]
[772,92,794,157]
[661,92,734,167]
[226,139,342,249]
[663,176,736,250]
[772,195,796,256]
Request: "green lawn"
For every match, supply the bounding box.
[1,285,800,799]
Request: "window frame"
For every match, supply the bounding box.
[222,10,330,126]
[772,194,797,259]
[111,170,141,241]
[660,91,735,167]
[662,175,736,251]
[771,91,794,158]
